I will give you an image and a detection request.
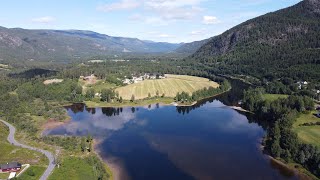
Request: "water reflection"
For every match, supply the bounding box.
[44,105,138,137]
[45,79,298,180]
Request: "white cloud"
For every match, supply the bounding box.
[31,16,56,23]
[97,0,140,12]
[190,28,207,36]
[202,16,220,25]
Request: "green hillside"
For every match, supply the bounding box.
[189,0,320,81]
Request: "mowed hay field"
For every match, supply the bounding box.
[293,111,320,147]
[116,74,219,100]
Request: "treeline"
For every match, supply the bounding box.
[175,80,231,103]
[42,135,93,153]
[16,79,83,102]
[242,88,320,177]
[262,78,320,101]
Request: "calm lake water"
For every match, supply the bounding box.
[45,80,300,180]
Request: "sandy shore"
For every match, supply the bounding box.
[229,106,251,113]
[93,139,130,180]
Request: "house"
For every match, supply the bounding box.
[83,74,96,81]
[123,79,131,84]
[0,162,22,172]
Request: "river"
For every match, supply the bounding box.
[44,80,300,180]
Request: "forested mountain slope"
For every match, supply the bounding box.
[0,27,180,62]
[189,0,320,81]
[174,38,211,55]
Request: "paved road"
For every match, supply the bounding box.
[0,120,55,180]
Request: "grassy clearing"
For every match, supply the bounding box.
[293,111,320,147]
[116,74,219,100]
[79,79,116,93]
[48,157,110,180]
[263,94,288,102]
[17,166,46,180]
[0,173,9,179]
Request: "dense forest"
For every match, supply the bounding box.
[187,0,320,82]
[242,88,320,177]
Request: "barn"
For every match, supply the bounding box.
[0,162,22,172]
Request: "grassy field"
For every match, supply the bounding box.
[0,122,47,179]
[79,79,116,93]
[17,166,46,180]
[48,157,110,180]
[85,97,174,108]
[116,74,219,100]
[263,94,288,102]
[293,111,320,147]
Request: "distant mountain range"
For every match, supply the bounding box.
[188,0,320,81]
[0,27,181,62]
[1,0,319,78]
[174,38,211,54]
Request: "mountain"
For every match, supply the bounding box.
[174,38,211,54]
[190,0,320,81]
[0,27,181,62]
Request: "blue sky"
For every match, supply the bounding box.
[0,0,302,43]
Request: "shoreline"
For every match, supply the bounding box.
[267,155,314,180]
[93,139,129,180]
[84,88,231,109]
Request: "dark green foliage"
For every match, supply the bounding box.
[9,68,57,79]
[100,89,115,102]
[86,88,95,100]
[16,79,84,102]
[84,156,110,180]
[270,122,282,157]
[42,136,92,153]
[105,75,123,86]
[131,94,135,102]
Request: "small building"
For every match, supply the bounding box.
[0,162,22,172]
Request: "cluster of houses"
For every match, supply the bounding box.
[297,81,309,90]
[123,73,166,84]
[0,162,21,173]
[0,162,22,179]
[80,74,97,84]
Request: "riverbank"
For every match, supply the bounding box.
[268,155,317,180]
[84,88,230,108]
[229,106,252,113]
[84,97,174,108]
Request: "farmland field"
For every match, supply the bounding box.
[293,111,320,147]
[116,74,219,100]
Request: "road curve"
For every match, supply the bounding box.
[0,120,55,180]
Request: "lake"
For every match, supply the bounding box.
[45,80,300,180]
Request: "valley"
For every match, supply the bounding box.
[0,0,320,180]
